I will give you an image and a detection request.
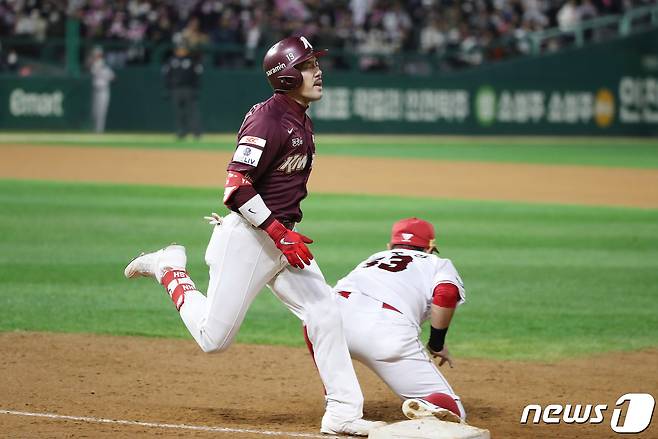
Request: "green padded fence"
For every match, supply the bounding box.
[0,77,91,130]
[1,29,656,135]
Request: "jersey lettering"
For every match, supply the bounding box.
[278,154,308,174]
[363,252,414,272]
[363,257,384,268]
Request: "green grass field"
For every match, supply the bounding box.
[3,133,658,168]
[1,177,657,361]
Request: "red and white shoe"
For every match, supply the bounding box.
[402,398,463,424]
[124,244,187,283]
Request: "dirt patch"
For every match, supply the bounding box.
[2,144,658,208]
[1,332,656,438]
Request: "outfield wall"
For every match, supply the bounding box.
[1,29,657,135]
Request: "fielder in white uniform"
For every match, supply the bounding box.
[89,47,114,133]
[331,217,467,423]
[123,36,383,436]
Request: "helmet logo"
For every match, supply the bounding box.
[266,62,286,76]
[401,233,413,242]
[300,36,312,49]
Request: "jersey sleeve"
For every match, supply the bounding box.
[431,258,466,306]
[227,109,283,184]
[224,107,284,222]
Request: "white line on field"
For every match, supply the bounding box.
[0,409,333,438]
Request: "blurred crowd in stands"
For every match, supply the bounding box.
[1,0,656,74]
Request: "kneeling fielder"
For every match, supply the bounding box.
[328,218,467,423]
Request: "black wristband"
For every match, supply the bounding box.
[428,326,448,352]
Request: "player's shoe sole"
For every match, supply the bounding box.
[402,398,463,424]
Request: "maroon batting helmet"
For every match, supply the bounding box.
[263,36,327,92]
[390,218,438,253]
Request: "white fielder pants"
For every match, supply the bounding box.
[92,88,110,133]
[177,213,364,422]
[335,292,466,418]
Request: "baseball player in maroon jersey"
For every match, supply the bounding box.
[328,218,467,424]
[123,36,384,436]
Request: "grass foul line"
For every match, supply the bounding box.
[0,409,332,438]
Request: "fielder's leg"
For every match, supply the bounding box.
[180,88,192,138]
[172,89,186,139]
[92,91,101,133]
[269,264,384,435]
[337,297,466,421]
[96,89,110,133]
[187,89,202,138]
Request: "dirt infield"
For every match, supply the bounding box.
[1,332,656,438]
[2,144,658,207]
[1,144,657,438]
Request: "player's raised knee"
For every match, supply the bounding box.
[198,339,232,354]
[195,329,234,354]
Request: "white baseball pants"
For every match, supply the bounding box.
[92,88,110,133]
[335,292,466,418]
[177,213,364,422]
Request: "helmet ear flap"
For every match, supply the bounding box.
[277,72,302,91]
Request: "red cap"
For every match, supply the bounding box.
[390,218,437,252]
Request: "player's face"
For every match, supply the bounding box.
[290,57,323,105]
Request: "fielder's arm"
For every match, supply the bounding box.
[427,283,460,367]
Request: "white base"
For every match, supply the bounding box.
[368,419,490,439]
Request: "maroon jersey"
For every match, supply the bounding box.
[226,93,316,224]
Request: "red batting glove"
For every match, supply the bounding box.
[264,219,314,269]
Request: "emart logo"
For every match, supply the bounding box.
[521,393,655,434]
